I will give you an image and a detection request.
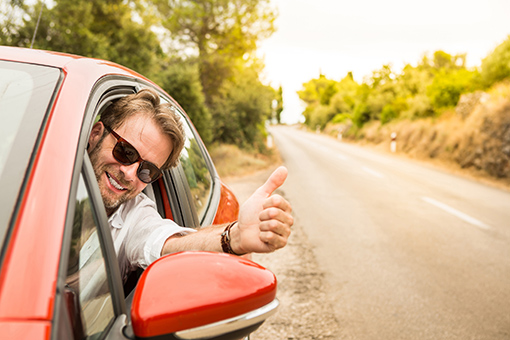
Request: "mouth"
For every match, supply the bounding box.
[106,172,127,192]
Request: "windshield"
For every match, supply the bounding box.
[0,60,61,249]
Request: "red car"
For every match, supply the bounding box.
[0,46,279,340]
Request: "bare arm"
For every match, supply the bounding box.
[161,166,293,256]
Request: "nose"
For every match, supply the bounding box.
[119,162,139,182]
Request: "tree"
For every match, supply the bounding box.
[328,73,359,120]
[152,0,276,106]
[2,0,163,77]
[274,85,284,124]
[211,60,274,150]
[0,0,27,46]
[297,74,339,107]
[154,60,213,144]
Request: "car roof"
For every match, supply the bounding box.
[0,46,146,80]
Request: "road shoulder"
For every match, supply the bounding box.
[225,168,341,339]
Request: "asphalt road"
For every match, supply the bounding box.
[268,125,510,340]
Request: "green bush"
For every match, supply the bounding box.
[481,35,510,87]
[351,103,371,128]
[380,105,398,124]
[427,69,477,109]
[331,113,351,124]
[402,94,434,119]
[307,105,332,130]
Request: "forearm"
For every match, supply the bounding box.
[161,222,244,256]
[160,224,229,255]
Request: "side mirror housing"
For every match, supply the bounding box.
[130,251,278,339]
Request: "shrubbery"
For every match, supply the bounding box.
[298,35,510,133]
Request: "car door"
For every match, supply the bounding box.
[52,78,137,340]
[52,79,225,339]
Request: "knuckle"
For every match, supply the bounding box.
[269,219,280,230]
[271,195,282,206]
[263,231,275,243]
[268,207,279,219]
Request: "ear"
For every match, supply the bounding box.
[88,121,105,151]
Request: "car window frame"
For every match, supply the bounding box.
[156,91,223,227]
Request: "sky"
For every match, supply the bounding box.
[257,0,510,124]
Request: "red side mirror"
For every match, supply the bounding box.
[130,251,278,339]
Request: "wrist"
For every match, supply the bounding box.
[221,221,244,255]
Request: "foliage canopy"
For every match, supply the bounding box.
[298,37,510,133]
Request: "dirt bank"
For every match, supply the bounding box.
[325,82,510,191]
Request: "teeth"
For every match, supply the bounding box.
[107,173,125,190]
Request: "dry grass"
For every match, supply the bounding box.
[209,144,282,179]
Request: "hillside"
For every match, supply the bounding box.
[325,81,510,190]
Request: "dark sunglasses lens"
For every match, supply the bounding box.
[113,141,139,165]
[138,162,162,184]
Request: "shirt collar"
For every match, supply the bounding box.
[108,205,124,229]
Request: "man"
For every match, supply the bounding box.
[87,88,293,281]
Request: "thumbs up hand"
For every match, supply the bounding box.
[230,166,294,254]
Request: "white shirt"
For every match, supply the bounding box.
[108,192,196,281]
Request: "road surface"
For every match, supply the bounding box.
[264,125,510,339]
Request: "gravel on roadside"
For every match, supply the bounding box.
[225,169,342,340]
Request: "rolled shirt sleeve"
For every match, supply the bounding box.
[109,193,196,281]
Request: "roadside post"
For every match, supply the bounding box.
[390,132,397,153]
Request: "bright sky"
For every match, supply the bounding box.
[257,0,510,124]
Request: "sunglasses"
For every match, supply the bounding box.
[103,124,163,184]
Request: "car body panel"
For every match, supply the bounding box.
[1,321,51,340]
[213,182,240,225]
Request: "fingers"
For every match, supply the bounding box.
[258,219,292,250]
[259,204,294,226]
[257,166,288,196]
[262,194,292,213]
[257,195,294,252]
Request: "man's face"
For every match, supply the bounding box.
[88,114,173,215]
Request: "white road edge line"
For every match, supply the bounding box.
[421,196,491,230]
[362,166,384,178]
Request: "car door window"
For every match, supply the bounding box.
[158,95,214,225]
[66,172,115,339]
[179,116,213,224]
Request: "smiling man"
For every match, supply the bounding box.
[87,88,293,281]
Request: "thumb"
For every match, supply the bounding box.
[257,166,288,196]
